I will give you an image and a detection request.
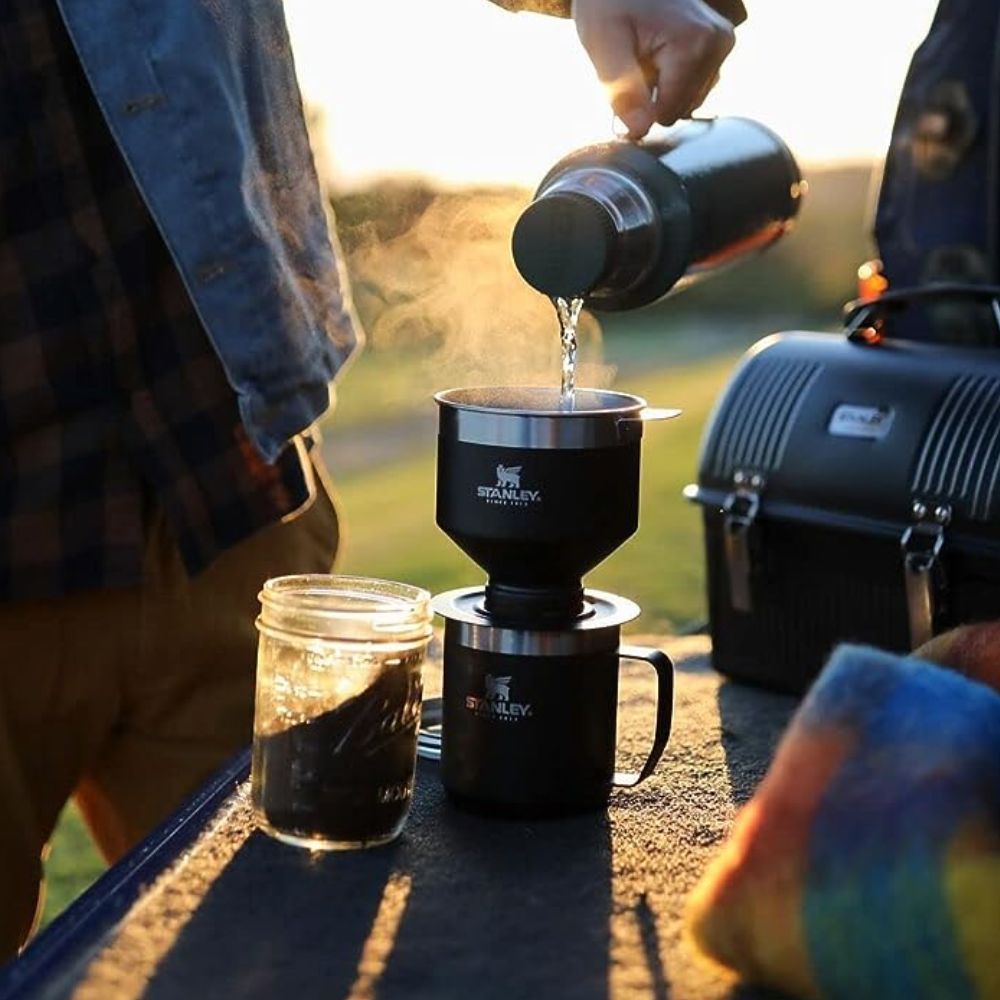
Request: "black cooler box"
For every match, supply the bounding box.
[685,331,1000,693]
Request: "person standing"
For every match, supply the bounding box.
[874,0,1000,345]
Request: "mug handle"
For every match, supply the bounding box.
[612,644,675,789]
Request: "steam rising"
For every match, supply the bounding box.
[337,186,613,392]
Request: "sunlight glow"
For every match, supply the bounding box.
[346,872,413,1000]
[285,0,939,189]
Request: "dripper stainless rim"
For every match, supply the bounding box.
[435,386,650,450]
[435,386,648,416]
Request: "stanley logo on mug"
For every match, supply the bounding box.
[466,673,533,721]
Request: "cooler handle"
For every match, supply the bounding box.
[613,645,674,788]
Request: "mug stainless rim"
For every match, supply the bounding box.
[435,386,648,450]
[432,587,640,656]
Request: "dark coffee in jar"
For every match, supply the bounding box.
[252,656,423,847]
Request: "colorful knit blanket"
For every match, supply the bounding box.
[687,625,1000,999]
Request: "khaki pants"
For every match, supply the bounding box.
[0,467,340,960]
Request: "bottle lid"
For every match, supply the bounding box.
[511,191,615,298]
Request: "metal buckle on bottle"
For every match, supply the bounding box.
[900,501,950,649]
[723,472,763,613]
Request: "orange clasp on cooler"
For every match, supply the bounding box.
[853,260,889,344]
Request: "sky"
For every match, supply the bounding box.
[283,0,940,189]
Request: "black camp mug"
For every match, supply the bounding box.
[439,615,674,816]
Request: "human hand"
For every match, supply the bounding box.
[572,0,737,139]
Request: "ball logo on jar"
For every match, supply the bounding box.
[377,780,414,805]
[476,464,543,507]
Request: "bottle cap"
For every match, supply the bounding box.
[511,192,615,298]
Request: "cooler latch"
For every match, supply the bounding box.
[900,501,950,649]
[723,472,763,613]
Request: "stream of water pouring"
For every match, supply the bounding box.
[554,296,585,410]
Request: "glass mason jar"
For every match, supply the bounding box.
[251,575,433,850]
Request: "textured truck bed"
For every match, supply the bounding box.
[32,636,798,1000]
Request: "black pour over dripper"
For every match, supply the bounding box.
[433,388,680,817]
[435,387,678,623]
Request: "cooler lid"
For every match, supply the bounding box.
[689,332,1000,546]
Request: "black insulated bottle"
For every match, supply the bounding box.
[511,116,803,311]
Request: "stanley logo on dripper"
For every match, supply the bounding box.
[496,465,521,489]
[476,462,542,507]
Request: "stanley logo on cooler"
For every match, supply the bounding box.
[828,404,895,440]
[476,463,542,507]
[466,673,533,721]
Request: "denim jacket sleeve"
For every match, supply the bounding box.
[54,0,360,463]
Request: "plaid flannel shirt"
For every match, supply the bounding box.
[0,0,312,599]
